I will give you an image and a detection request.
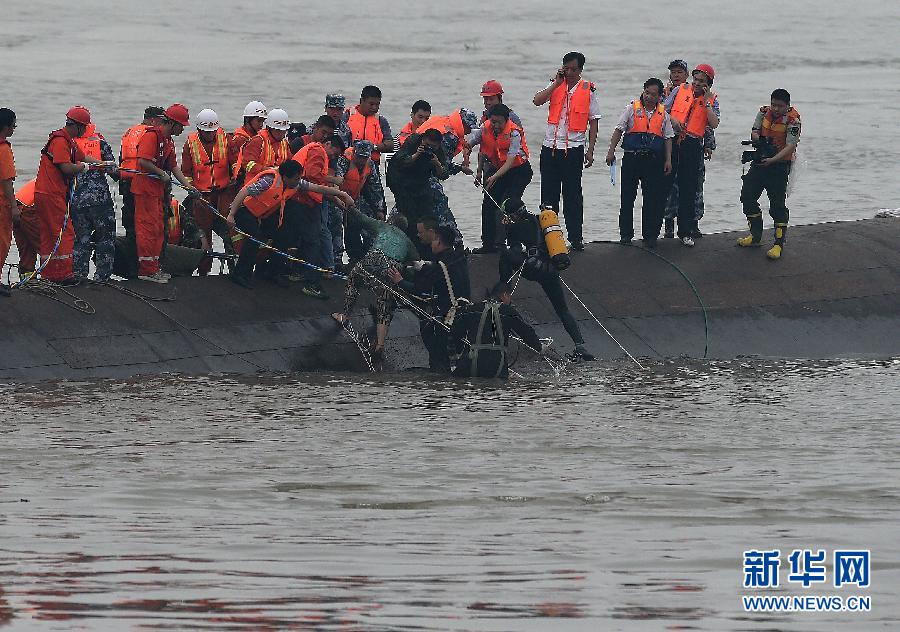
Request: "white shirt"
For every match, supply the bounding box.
[542,79,602,149]
[615,101,675,138]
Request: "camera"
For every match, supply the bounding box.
[421,147,434,159]
[741,137,776,164]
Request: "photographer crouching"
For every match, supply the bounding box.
[737,89,801,260]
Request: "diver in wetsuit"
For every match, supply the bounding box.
[449,281,542,378]
[499,198,594,360]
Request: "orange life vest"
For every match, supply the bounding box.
[36,129,79,194]
[243,168,289,225]
[669,83,716,140]
[186,129,230,191]
[120,124,151,179]
[291,143,328,205]
[548,80,594,133]
[166,198,181,245]
[621,100,666,154]
[74,124,103,161]
[396,122,415,147]
[339,147,372,201]
[480,119,529,170]
[16,178,36,207]
[230,126,255,178]
[759,105,801,157]
[239,129,290,178]
[416,111,466,156]
[346,106,385,161]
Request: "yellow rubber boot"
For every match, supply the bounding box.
[736,214,763,247]
[737,235,761,247]
[767,224,787,260]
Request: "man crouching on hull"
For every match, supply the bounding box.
[499,198,594,361]
[737,88,801,260]
[449,281,541,379]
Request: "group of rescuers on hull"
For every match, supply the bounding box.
[0,51,801,377]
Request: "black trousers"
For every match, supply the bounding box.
[539,145,585,243]
[233,204,301,279]
[481,161,534,248]
[421,319,451,372]
[119,178,139,277]
[619,151,666,241]
[740,162,791,224]
[665,136,703,238]
[293,200,324,285]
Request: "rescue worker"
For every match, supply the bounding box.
[120,105,165,277]
[663,60,715,240]
[468,104,532,252]
[0,108,16,296]
[292,115,336,152]
[332,209,420,368]
[389,225,471,373]
[72,121,118,282]
[344,85,393,170]
[337,140,387,264]
[394,100,431,149]
[663,63,720,247]
[479,80,523,126]
[225,159,349,289]
[737,88,801,260]
[474,81,524,253]
[228,101,267,186]
[13,180,40,282]
[532,51,601,251]
[386,128,449,254]
[499,198,594,360]
[34,106,105,284]
[409,107,477,236]
[133,103,197,283]
[317,94,352,150]
[605,78,674,247]
[180,108,228,275]
[290,134,353,298]
[239,108,292,179]
[449,281,542,379]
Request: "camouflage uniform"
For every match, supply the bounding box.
[72,138,116,281]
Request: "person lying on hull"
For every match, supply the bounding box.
[498,197,594,361]
[449,281,542,379]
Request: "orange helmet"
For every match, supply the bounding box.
[480,80,504,97]
[693,64,715,84]
[66,105,92,126]
[165,103,190,127]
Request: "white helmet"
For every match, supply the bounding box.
[265,108,290,131]
[195,108,220,132]
[243,101,268,119]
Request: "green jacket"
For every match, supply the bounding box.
[349,207,419,263]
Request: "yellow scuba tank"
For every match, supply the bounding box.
[539,205,571,271]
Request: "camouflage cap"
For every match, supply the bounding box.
[325,94,346,108]
[458,107,478,130]
[352,139,373,158]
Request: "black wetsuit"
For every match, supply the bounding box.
[450,300,541,378]
[401,245,471,372]
[500,213,585,346]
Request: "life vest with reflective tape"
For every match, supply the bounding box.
[669,84,716,140]
[480,119,529,169]
[230,126,255,178]
[243,168,289,225]
[340,147,372,201]
[548,80,594,133]
[622,100,666,154]
[346,106,385,161]
[186,129,230,190]
[120,124,151,179]
[759,105,801,157]
[239,129,290,178]
[291,142,328,206]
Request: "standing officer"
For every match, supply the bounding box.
[532,51,601,251]
[737,89,801,260]
[605,78,674,247]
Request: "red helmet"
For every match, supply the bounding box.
[693,64,715,84]
[165,103,190,127]
[66,105,92,126]
[480,80,504,97]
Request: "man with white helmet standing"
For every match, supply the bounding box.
[181,108,229,275]
[229,101,267,186]
[133,103,197,283]
[237,108,291,180]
